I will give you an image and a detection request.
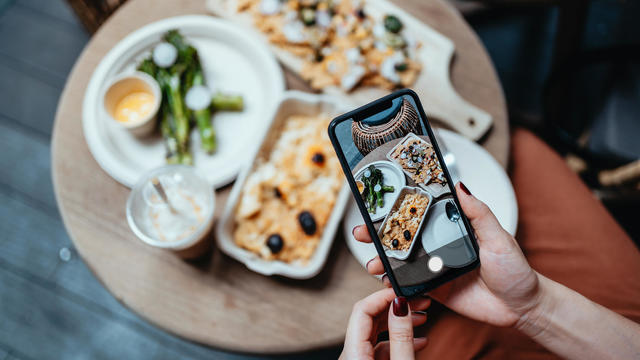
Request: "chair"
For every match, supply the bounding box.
[66,0,128,33]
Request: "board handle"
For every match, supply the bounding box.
[416,45,493,141]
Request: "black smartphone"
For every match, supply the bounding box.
[328,89,479,298]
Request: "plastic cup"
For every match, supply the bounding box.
[126,165,215,259]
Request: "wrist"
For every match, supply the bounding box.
[514,273,558,339]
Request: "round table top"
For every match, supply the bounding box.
[52,0,508,354]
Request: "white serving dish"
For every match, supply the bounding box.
[354,160,405,222]
[387,132,450,198]
[216,91,352,279]
[83,15,285,188]
[377,186,433,261]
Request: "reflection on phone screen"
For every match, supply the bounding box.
[334,94,477,288]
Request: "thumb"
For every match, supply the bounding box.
[388,297,415,360]
[455,182,510,247]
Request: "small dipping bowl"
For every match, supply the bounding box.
[103,71,161,136]
[126,165,215,259]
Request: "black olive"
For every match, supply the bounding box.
[314,52,324,62]
[408,145,413,151]
[266,234,284,254]
[410,207,417,214]
[311,152,325,165]
[392,239,399,248]
[356,8,366,19]
[274,187,282,198]
[403,230,411,240]
[298,211,317,235]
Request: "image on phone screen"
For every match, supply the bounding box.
[330,90,478,295]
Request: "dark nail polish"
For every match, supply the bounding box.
[393,297,409,317]
[460,182,472,196]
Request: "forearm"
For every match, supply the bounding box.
[517,274,640,359]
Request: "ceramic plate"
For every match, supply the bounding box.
[83,15,285,188]
[354,160,406,222]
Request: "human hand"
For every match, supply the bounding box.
[340,288,431,360]
[353,182,540,328]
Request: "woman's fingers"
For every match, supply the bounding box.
[373,337,428,360]
[366,256,385,275]
[388,297,416,360]
[377,310,428,334]
[353,224,372,243]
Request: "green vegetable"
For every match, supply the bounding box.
[301,8,316,26]
[211,93,244,111]
[191,57,216,153]
[384,14,403,34]
[394,62,408,72]
[361,165,395,214]
[383,32,406,49]
[137,29,245,162]
[156,68,192,165]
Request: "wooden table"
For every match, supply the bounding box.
[51,0,508,354]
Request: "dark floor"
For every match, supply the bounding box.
[0,0,637,359]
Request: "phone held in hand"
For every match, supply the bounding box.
[328,89,479,297]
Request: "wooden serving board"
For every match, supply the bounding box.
[206,0,493,140]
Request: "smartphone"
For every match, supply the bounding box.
[328,89,479,297]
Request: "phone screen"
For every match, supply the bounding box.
[329,89,479,297]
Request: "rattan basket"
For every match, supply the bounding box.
[351,98,421,155]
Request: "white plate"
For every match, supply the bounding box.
[216,91,353,279]
[344,129,518,269]
[354,160,406,222]
[421,199,464,253]
[83,15,285,188]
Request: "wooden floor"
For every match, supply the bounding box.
[0,0,339,358]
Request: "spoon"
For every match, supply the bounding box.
[445,201,460,222]
[151,177,177,214]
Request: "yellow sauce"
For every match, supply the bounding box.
[114,92,155,123]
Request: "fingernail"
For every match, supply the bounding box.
[460,182,472,196]
[351,226,357,238]
[393,297,409,317]
[365,258,374,270]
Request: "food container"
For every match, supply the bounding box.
[377,186,432,260]
[216,91,352,279]
[103,71,161,136]
[386,132,450,198]
[126,165,215,259]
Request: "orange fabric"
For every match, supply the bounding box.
[416,128,640,359]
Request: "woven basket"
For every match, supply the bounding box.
[351,98,421,155]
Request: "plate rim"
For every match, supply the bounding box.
[82,15,286,188]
